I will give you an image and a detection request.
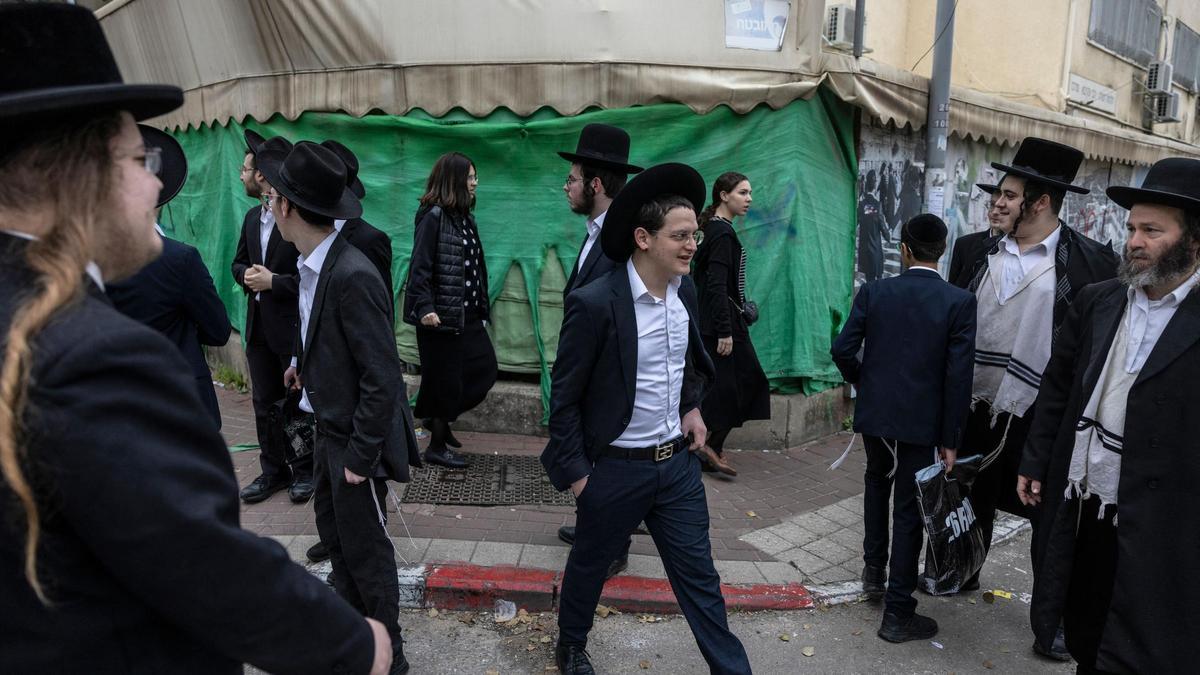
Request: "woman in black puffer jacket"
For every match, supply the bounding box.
[403,152,496,468]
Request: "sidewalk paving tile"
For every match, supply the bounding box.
[738,529,792,556]
[622,554,667,579]
[713,560,767,585]
[802,538,857,567]
[763,522,819,547]
[789,512,843,537]
[816,504,861,528]
[779,548,832,575]
[754,561,805,585]
[518,544,567,570]
[470,541,522,567]
[422,539,477,564]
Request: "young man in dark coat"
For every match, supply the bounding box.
[264,142,421,675]
[323,139,394,300]
[1017,158,1200,674]
[947,182,998,287]
[554,123,643,576]
[0,5,391,674]
[831,214,976,643]
[541,163,750,675]
[231,129,312,503]
[949,137,1117,661]
[107,124,231,428]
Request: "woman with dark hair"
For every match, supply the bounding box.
[403,152,497,468]
[691,172,771,476]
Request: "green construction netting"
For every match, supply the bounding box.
[161,90,857,414]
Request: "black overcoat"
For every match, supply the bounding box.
[340,216,394,303]
[230,204,300,353]
[1019,278,1200,673]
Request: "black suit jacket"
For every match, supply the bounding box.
[563,228,617,301]
[831,268,977,449]
[297,235,420,481]
[339,217,393,303]
[1020,279,1200,672]
[0,234,372,675]
[947,230,990,288]
[231,205,300,354]
[107,235,231,428]
[541,263,714,491]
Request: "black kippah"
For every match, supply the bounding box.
[902,213,948,244]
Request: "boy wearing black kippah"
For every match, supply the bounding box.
[831,214,978,643]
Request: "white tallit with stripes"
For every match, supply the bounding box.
[1066,303,1136,519]
[971,249,1057,420]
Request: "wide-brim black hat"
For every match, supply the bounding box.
[976,182,997,195]
[601,163,706,261]
[321,140,366,198]
[1107,157,1200,212]
[258,141,362,220]
[244,129,267,155]
[558,123,644,174]
[991,137,1089,195]
[138,124,188,208]
[0,4,182,127]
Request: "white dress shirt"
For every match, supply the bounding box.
[333,219,346,232]
[255,206,276,301]
[577,210,607,273]
[612,259,690,447]
[295,231,339,413]
[1124,268,1200,373]
[996,225,1061,302]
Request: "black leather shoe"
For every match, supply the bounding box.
[605,553,628,579]
[862,564,886,602]
[1032,626,1071,662]
[390,640,410,674]
[240,474,288,504]
[423,447,469,468]
[325,571,336,587]
[558,526,576,545]
[288,476,314,503]
[878,612,938,643]
[555,643,595,675]
[306,541,330,563]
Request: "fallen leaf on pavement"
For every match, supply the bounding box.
[803,623,812,630]
[983,660,994,669]
[746,511,758,518]
[779,634,790,642]
[427,608,439,618]
[851,629,863,636]
[595,604,620,618]
[639,660,651,669]
[801,646,815,657]
[526,644,536,652]
[540,635,552,643]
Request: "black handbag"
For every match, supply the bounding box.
[268,390,315,466]
[729,296,759,326]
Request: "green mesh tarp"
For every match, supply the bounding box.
[162,91,857,410]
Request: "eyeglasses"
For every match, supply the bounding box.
[658,229,704,245]
[564,175,583,187]
[119,146,162,175]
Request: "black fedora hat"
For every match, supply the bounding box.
[976,182,997,195]
[558,123,644,174]
[0,4,181,126]
[991,137,1089,195]
[321,140,366,198]
[1107,157,1200,213]
[601,163,706,261]
[258,142,362,220]
[244,129,267,155]
[138,125,188,208]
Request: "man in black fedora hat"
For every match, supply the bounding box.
[322,139,394,301]
[832,213,976,643]
[0,4,392,674]
[263,141,421,675]
[232,129,313,504]
[107,125,231,428]
[950,137,1117,660]
[554,122,643,574]
[1016,157,1200,673]
[541,163,751,674]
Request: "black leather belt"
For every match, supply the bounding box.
[599,436,686,462]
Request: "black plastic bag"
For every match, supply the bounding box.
[916,454,987,595]
[267,390,315,467]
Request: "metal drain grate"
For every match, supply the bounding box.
[401,453,576,506]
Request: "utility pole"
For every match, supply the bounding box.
[923,0,956,221]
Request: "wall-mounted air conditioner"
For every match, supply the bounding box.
[826,4,857,47]
[1151,90,1182,123]
[1146,60,1174,94]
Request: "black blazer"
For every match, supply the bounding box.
[297,236,421,481]
[947,230,990,288]
[340,217,393,302]
[541,263,715,491]
[1020,279,1200,672]
[230,204,300,354]
[0,234,372,675]
[107,235,231,428]
[563,227,617,301]
[831,268,977,449]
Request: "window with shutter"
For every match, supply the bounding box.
[1088,0,1163,67]
[1173,21,1200,92]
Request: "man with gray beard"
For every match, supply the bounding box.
[1017,158,1200,673]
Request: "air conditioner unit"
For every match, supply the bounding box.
[1147,60,1174,95]
[1151,91,1182,123]
[826,4,857,47]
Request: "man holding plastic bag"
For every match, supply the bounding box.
[831,214,976,643]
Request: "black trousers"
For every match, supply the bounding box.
[313,433,401,643]
[559,449,750,675]
[1064,497,1118,673]
[862,435,933,617]
[246,311,311,481]
[961,405,1037,587]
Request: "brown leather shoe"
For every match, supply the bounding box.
[695,445,737,476]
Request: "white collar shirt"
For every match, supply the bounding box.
[612,258,690,448]
[997,225,1061,302]
[295,230,339,413]
[334,219,346,232]
[255,206,276,301]
[1124,268,1200,373]
[577,210,607,273]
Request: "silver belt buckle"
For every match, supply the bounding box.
[654,441,674,462]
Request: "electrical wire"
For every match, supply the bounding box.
[910,0,962,72]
